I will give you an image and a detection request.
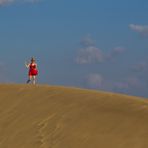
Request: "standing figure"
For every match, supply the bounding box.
[25,57,38,84]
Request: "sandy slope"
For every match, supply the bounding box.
[0,84,148,148]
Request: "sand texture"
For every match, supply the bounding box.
[0,84,148,148]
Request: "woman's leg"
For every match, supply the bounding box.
[32,76,36,84]
[26,75,32,83]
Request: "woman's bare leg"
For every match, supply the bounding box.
[26,76,32,84]
[32,76,36,85]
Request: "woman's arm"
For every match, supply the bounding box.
[25,62,30,68]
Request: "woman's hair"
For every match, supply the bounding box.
[31,57,35,62]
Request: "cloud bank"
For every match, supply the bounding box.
[75,35,148,97]
[76,36,126,64]
[76,46,126,65]
[85,73,146,95]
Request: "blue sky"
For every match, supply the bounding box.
[0,0,148,98]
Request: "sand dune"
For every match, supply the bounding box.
[0,84,148,148]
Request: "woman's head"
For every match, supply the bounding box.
[31,57,35,62]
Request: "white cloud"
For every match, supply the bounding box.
[106,47,126,60]
[86,73,104,89]
[129,24,148,36]
[76,46,105,64]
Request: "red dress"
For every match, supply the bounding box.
[28,63,38,76]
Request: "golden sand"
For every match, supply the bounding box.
[0,84,148,148]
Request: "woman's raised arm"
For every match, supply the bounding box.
[25,62,30,68]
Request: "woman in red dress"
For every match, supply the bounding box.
[25,57,38,84]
